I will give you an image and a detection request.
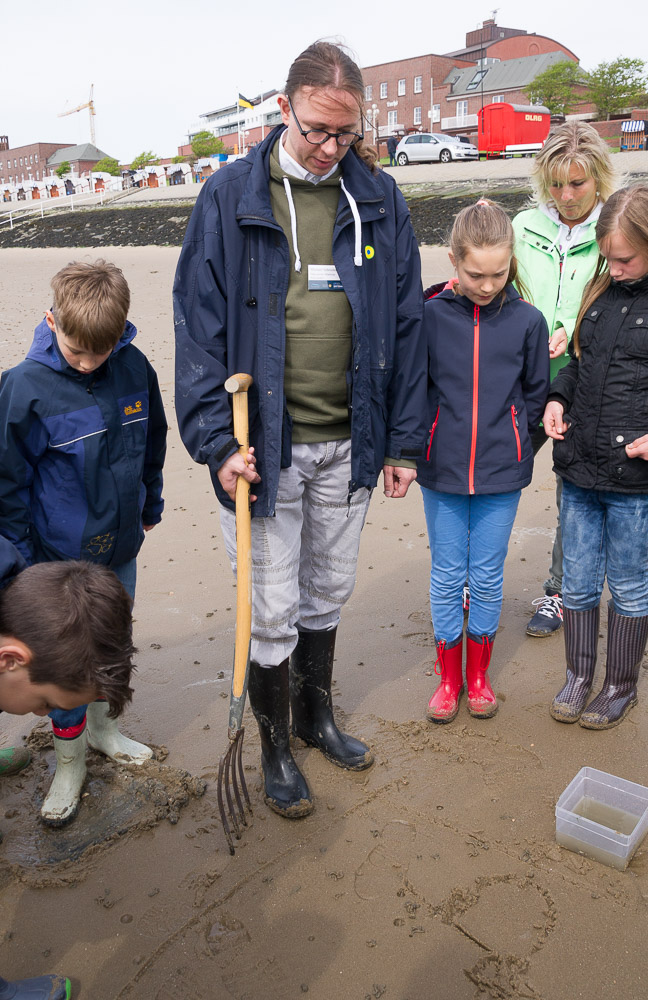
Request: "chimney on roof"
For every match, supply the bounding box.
[0,136,9,152]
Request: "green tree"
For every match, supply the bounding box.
[93,156,121,176]
[55,160,70,178]
[171,154,187,163]
[525,60,584,115]
[130,150,158,170]
[587,57,648,120]
[191,130,226,158]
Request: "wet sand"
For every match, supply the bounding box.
[1,247,647,999]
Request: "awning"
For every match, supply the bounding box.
[621,119,645,132]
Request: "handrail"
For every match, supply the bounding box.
[0,188,106,230]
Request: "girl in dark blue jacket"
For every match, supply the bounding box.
[419,200,549,724]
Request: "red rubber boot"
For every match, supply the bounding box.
[466,634,498,718]
[426,637,463,724]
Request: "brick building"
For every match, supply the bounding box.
[0,139,74,186]
[46,143,110,177]
[361,21,585,143]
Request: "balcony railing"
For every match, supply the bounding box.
[441,113,478,130]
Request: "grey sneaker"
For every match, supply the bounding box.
[527,591,563,637]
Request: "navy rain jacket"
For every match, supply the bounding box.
[173,125,426,516]
[417,284,549,495]
[0,318,167,567]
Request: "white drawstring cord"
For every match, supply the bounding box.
[282,177,301,273]
[340,178,363,267]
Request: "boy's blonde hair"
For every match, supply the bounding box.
[531,121,617,207]
[573,184,648,356]
[450,198,528,303]
[51,259,130,353]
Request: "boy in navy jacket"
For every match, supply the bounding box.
[0,260,167,826]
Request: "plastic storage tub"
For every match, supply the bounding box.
[555,767,648,870]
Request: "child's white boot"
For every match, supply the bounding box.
[41,730,88,826]
[86,701,153,765]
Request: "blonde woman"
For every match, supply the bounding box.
[513,122,618,637]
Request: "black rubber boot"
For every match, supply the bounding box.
[550,606,600,723]
[580,605,648,730]
[248,659,313,819]
[290,628,374,770]
[0,974,71,999]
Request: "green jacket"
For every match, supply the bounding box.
[513,206,601,380]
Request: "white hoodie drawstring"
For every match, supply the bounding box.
[283,174,363,272]
[283,177,302,273]
[340,178,363,267]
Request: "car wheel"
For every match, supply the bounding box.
[439,149,452,163]
[396,152,409,166]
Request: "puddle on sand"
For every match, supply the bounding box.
[0,731,206,883]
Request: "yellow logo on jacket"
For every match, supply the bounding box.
[365,245,375,259]
[124,400,142,416]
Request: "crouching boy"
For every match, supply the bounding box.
[0,556,136,1000]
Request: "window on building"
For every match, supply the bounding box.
[380,82,387,99]
[413,106,422,125]
[365,85,372,101]
[457,100,468,120]
[432,103,441,123]
[19,157,23,166]
[398,79,406,96]
[466,69,489,91]
[30,154,33,163]
[35,154,38,162]
[492,94,504,103]
[387,109,398,131]
[414,76,422,94]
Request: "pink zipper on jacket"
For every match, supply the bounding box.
[426,406,440,460]
[468,304,479,495]
[511,405,521,461]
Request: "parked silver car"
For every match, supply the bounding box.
[394,132,479,165]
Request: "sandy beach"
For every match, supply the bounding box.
[1,245,647,1000]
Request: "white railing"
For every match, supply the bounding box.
[0,189,105,230]
[441,113,478,130]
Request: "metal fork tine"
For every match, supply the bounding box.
[217,753,235,855]
[232,729,250,826]
[223,745,241,841]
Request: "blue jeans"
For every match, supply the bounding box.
[421,488,521,643]
[49,560,137,729]
[561,481,648,616]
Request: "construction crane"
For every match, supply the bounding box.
[58,85,96,146]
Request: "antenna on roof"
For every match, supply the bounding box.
[491,8,499,20]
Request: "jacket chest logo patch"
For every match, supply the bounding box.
[124,400,143,416]
[364,245,375,260]
[85,532,116,556]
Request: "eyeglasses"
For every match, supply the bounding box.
[287,96,363,147]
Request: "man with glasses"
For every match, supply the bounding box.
[174,41,425,822]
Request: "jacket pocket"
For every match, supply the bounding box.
[510,405,521,462]
[608,428,648,488]
[281,404,293,469]
[552,413,576,468]
[426,406,440,461]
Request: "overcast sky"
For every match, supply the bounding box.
[2,0,642,163]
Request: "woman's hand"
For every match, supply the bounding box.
[542,401,566,440]
[626,435,648,461]
[549,327,568,359]
[217,446,261,501]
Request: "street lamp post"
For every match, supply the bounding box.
[371,103,378,145]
